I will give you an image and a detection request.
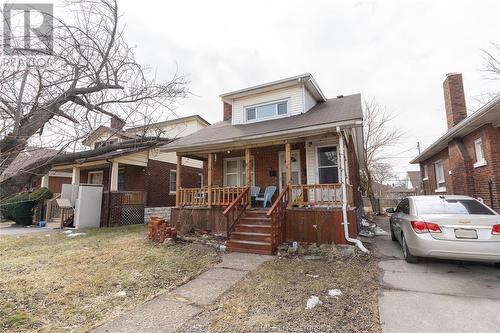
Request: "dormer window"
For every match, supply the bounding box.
[246,101,288,121]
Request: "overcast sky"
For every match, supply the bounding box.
[75,0,500,180]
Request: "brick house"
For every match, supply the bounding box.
[47,115,209,227]
[411,73,500,212]
[161,74,365,254]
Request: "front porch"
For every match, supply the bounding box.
[172,133,361,254]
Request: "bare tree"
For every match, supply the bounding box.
[0,0,187,198]
[361,99,403,213]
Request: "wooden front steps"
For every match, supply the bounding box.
[226,209,274,255]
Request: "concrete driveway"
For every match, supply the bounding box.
[375,216,500,333]
[0,222,59,236]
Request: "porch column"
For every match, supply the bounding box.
[285,143,292,207]
[110,161,119,191]
[71,167,80,185]
[245,148,251,202]
[41,174,49,188]
[207,153,213,207]
[176,154,182,206]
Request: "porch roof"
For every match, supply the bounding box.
[160,94,363,153]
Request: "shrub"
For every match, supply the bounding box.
[0,187,53,225]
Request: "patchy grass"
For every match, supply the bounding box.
[0,225,221,332]
[180,246,380,333]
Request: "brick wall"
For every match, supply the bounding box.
[421,147,452,195]
[145,159,203,207]
[223,102,232,121]
[47,176,71,193]
[443,73,467,129]
[420,124,500,212]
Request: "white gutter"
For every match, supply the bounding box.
[337,126,369,253]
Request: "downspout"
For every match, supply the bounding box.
[337,126,369,253]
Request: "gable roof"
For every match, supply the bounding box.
[161,94,363,153]
[82,115,210,146]
[411,93,500,164]
[406,171,421,188]
[1,147,61,179]
[220,73,327,103]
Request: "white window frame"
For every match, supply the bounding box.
[473,138,487,168]
[422,165,428,181]
[315,145,340,184]
[434,160,446,192]
[169,170,176,195]
[278,150,301,191]
[88,170,103,185]
[245,99,289,123]
[198,173,204,188]
[223,157,255,187]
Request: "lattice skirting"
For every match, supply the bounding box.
[120,205,145,225]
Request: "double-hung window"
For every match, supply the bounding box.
[434,160,446,191]
[224,157,254,186]
[246,101,288,121]
[474,138,486,168]
[317,146,339,184]
[169,170,176,194]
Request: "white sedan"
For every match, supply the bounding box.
[387,195,500,265]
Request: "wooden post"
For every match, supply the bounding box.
[110,161,119,191]
[285,143,292,207]
[207,153,213,207]
[71,166,80,185]
[176,155,182,207]
[245,148,251,204]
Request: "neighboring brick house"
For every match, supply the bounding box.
[47,115,209,226]
[411,73,500,212]
[161,74,365,254]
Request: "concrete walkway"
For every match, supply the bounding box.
[0,222,59,236]
[93,252,272,333]
[375,216,500,333]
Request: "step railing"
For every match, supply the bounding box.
[45,193,61,221]
[223,187,250,238]
[266,184,289,249]
[60,207,74,228]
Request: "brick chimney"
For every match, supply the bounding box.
[110,116,125,130]
[443,73,467,129]
[223,102,232,121]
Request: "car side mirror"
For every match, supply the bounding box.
[386,207,395,214]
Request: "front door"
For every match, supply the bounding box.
[278,150,301,191]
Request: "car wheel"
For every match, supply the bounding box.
[402,234,419,264]
[390,221,397,242]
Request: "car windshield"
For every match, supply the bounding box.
[415,198,495,215]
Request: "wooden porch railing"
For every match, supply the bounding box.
[223,187,250,238]
[290,183,354,207]
[178,186,246,207]
[266,184,289,248]
[119,191,145,205]
[60,207,74,228]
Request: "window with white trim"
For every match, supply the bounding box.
[246,101,288,121]
[224,157,254,186]
[434,160,446,191]
[197,173,204,188]
[474,138,486,167]
[88,171,103,185]
[317,146,339,184]
[423,165,428,180]
[169,170,176,194]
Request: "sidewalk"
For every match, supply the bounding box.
[93,252,272,333]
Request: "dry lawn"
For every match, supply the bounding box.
[0,225,221,332]
[180,246,380,333]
